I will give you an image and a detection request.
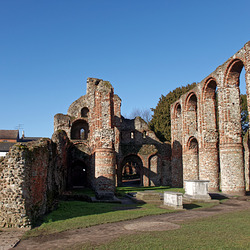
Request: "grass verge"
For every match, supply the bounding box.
[23,186,216,239]
[23,202,215,239]
[76,209,250,249]
[23,201,176,239]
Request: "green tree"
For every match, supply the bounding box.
[150,82,196,142]
[240,94,249,134]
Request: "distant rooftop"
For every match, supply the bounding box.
[0,142,16,152]
[0,130,19,140]
[0,129,42,153]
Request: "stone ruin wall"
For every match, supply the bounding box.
[54,78,171,196]
[171,41,250,195]
[0,75,171,228]
[118,116,172,187]
[0,130,70,228]
[3,41,250,228]
[54,78,120,198]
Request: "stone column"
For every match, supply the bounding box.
[199,147,219,192]
[182,150,199,181]
[199,79,219,192]
[220,145,245,195]
[218,84,245,195]
[95,148,116,199]
[171,103,183,187]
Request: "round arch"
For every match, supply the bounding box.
[147,153,163,186]
[187,136,199,151]
[225,58,245,87]
[202,77,217,100]
[201,77,219,148]
[174,102,182,118]
[81,107,89,118]
[119,154,144,187]
[185,92,198,133]
[66,142,91,190]
[185,92,198,111]
[186,136,199,180]
[71,119,89,140]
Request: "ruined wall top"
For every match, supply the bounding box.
[67,78,117,118]
[171,41,250,112]
[54,77,122,150]
[87,77,114,96]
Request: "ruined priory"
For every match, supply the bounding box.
[0,42,250,228]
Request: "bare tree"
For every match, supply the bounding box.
[129,108,152,124]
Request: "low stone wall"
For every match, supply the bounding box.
[0,130,70,228]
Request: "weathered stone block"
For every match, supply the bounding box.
[164,191,183,209]
[184,180,211,201]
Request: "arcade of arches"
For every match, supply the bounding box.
[171,41,250,195]
[2,43,250,229]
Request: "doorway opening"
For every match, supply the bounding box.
[121,155,143,187]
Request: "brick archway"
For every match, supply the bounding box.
[171,42,250,195]
[71,119,89,140]
[119,154,144,187]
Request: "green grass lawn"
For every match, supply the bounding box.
[24,201,177,239]
[23,186,214,239]
[75,209,250,249]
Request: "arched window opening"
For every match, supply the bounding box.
[143,131,146,138]
[81,107,89,118]
[131,131,134,139]
[71,120,89,140]
[189,137,198,152]
[226,59,248,135]
[239,67,249,135]
[188,137,199,180]
[203,79,219,136]
[80,128,85,140]
[226,59,244,87]
[186,93,198,132]
[176,103,181,118]
[240,67,246,94]
[187,93,197,111]
[204,79,217,100]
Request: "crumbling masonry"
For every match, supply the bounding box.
[0,78,170,227]
[171,41,250,195]
[1,42,250,228]
[54,78,171,198]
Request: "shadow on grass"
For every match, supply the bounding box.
[209,193,229,200]
[183,203,201,209]
[32,187,219,232]
[116,186,184,197]
[33,199,145,229]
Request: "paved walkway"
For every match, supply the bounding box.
[0,197,249,249]
[0,228,27,250]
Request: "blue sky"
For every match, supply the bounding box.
[1,0,250,137]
